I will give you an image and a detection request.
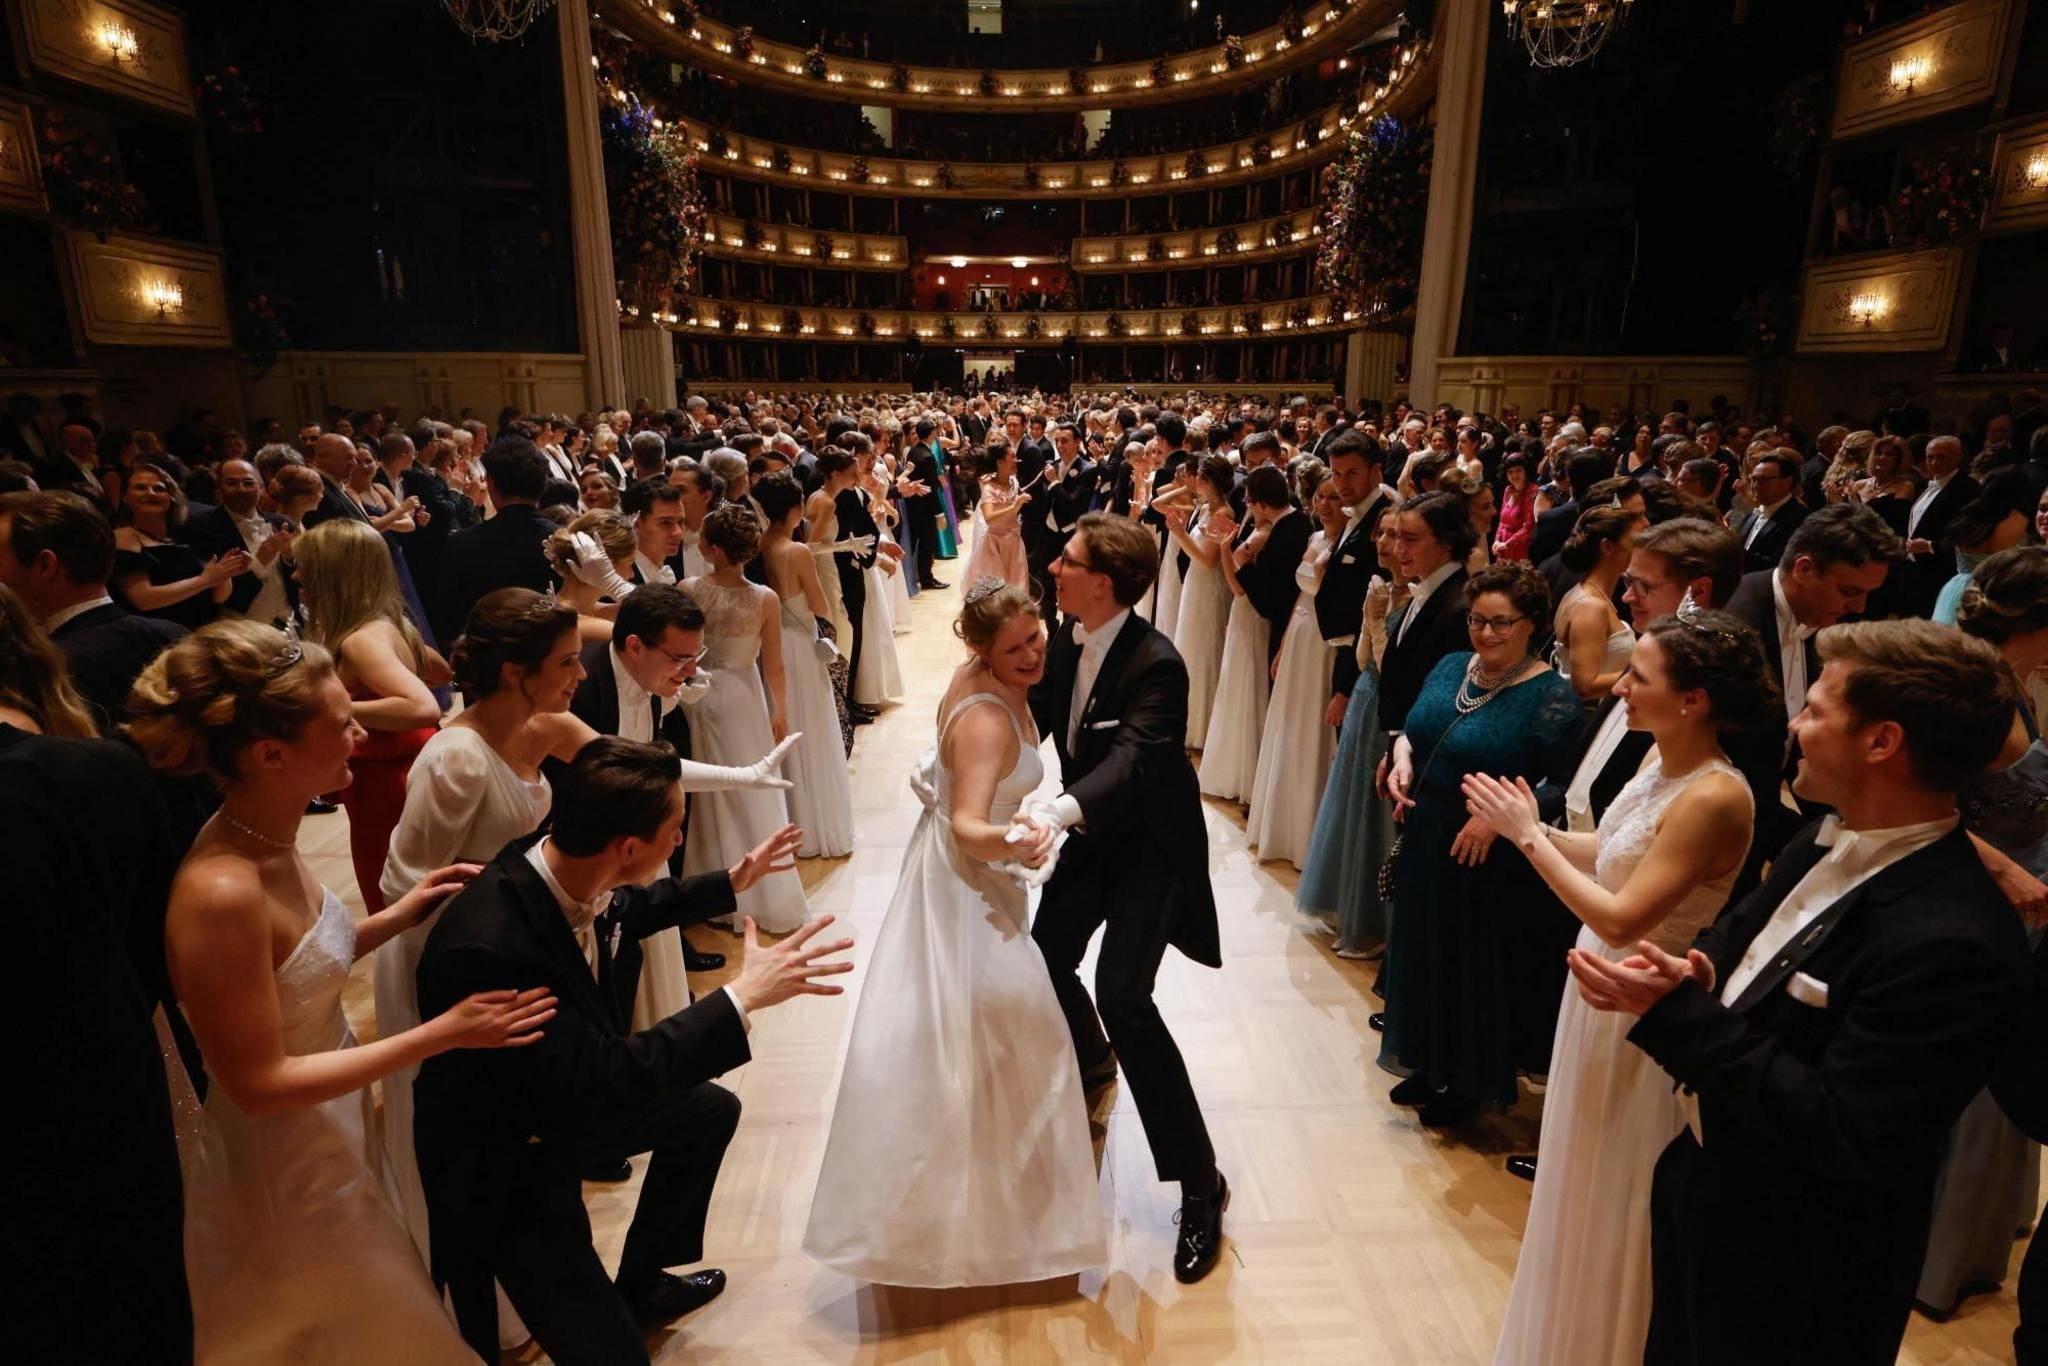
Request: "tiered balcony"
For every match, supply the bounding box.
[1071,208,1321,272]
[698,213,908,270]
[667,295,1355,343]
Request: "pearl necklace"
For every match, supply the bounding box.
[1454,655,1535,715]
[220,811,296,850]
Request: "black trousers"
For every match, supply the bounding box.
[2018,1204,2048,1365]
[1031,854,1214,1184]
[912,504,938,583]
[837,556,866,702]
[479,1082,740,1366]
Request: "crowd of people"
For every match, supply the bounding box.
[6,374,2048,1364]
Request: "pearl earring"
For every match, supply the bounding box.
[1680,707,1690,717]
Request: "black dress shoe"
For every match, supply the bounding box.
[582,1157,633,1183]
[1173,1172,1230,1284]
[305,797,338,815]
[1419,1093,1479,1128]
[682,941,726,973]
[920,578,948,590]
[619,1268,726,1326]
[1505,1154,1538,1182]
[1388,1076,1433,1107]
[1368,1011,1386,1032]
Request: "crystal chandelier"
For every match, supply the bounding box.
[440,0,556,42]
[1503,0,1633,69]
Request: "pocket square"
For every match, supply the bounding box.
[1087,718,1120,730]
[1785,971,1829,1008]
[1341,553,1358,564]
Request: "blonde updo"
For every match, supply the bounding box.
[544,509,635,578]
[952,579,1041,653]
[127,621,337,782]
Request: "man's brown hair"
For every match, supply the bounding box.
[1817,619,2016,792]
[1072,511,1158,607]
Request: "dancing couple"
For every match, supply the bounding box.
[806,512,1229,1287]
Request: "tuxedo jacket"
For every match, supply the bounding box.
[1038,454,1100,551]
[300,472,371,531]
[833,486,880,574]
[1527,497,1579,567]
[1375,567,1470,733]
[430,503,558,646]
[1028,614,1220,968]
[1569,692,1658,827]
[903,443,944,518]
[1722,569,1820,863]
[180,505,296,619]
[413,837,743,1309]
[1312,491,1391,698]
[1899,473,1980,617]
[50,601,186,727]
[1733,498,1809,576]
[1243,508,1313,668]
[1629,823,2028,1363]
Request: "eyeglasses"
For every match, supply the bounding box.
[650,641,704,668]
[1467,612,1528,635]
[1055,552,1097,573]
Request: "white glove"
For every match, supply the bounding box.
[673,733,799,792]
[565,531,634,600]
[811,533,877,557]
[813,634,841,664]
[674,673,712,707]
[993,817,1062,888]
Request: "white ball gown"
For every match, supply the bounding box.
[803,694,1107,1286]
[1197,587,1270,801]
[176,889,476,1363]
[1492,758,1751,1366]
[1245,537,1341,867]
[775,592,855,857]
[680,576,810,933]
[1174,506,1230,750]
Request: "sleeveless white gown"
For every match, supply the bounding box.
[1492,758,1752,1366]
[179,890,475,1364]
[681,577,810,933]
[803,694,1107,1286]
[1552,587,1636,702]
[1174,506,1230,750]
[1198,591,1270,801]
[1245,538,1341,867]
[776,594,855,857]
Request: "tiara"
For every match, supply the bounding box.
[268,619,305,674]
[1674,588,1742,641]
[529,586,560,615]
[964,574,1009,606]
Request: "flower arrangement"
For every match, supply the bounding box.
[857,311,877,338]
[1766,72,1825,182]
[782,306,803,334]
[891,64,911,92]
[707,128,729,159]
[1265,220,1287,249]
[742,220,765,249]
[732,26,754,61]
[1239,307,1262,334]
[771,146,792,174]
[1147,236,1166,262]
[1183,151,1205,179]
[1026,314,1042,339]
[1069,67,1088,95]
[1024,164,1041,189]
[940,315,957,339]
[979,69,999,97]
[601,99,707,314]
[1215,226,1240,252]
[1107,312,1127,338]
[1289,299,1312,328]
[1733,284,1794,362]
[1151,56,1171,86]
[36,107,152,240]
[673,0,698,27]
[1252,135,1274,164]
[1890,155,1989,249]
[1280,5,1305,44]
[1223,35,1245,69]
[717,304,739,331]
[1315,113,1432,319]
[236,289,293,375]
[805,45,828,79]
[1110,160,1129,187]
[849,155,869,184]
[198,65,264,137]
[936,163,955,190]
[813,232,835,260]
[981,314,999,338]
[1181,309,1202,336]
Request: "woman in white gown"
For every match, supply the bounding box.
[1464,608,1778,1366]
[1168,455,1236,750]
[856,457,911,695]
[758,472,855,858]
[1149,460,1195,645]
[805,580,1106,1286]
[1245,478,1348,867]
[1551,504,1643,710]
[684,505,811,933]
[127,621,557,1365]
[1200,469,1300,801]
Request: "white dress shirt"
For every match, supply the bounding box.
[1323,496,1382,649]
[1048,607,1133,830]
[227,511,290,626]
[678,528,710,581]
[611,646,667,744]
[633,549,676,587]
[44,594,113,633]
[1906,475,1948,539]
[1397,561,1461,646]
[1770,570,1816,720]
[1744,497,1790,548]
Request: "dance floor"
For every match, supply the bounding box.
[315,565,2028,1364]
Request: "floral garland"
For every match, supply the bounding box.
[813,232,835,260]
[1238,308,1261,334]
[733,26,754,61]
[849,155,869,183]
[198,65,264,137]
[1151,56,1171,86]
[236,289,293,375]
[1026,314,1042,339]
[979,69,999,97]
[601,99,707,314]
[1314,113,1432,319]
[1890,155,1989,249]
[1280,5,1305,44]
[1110,160,1129,187]
[771,146,792,174]
[36,108,151,240]
[1147,236,1166,262]
[1069,67,1088,95]
[717,304,739,331]
[1215,226,1240,252]
[782,306,804,334]
[857,311,877,338]
[1107,312,1127,338]
[805,45,828,79]
[936,163,955,190]
[1766,72,1824,182]
[1289,299,1312,328]
[1181,309,1201,336]
[890,64,910,92]
[940,315,957,339]
[981,314,999,338]
[1224,35,1245,69]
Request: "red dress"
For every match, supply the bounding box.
[336,679,436,913]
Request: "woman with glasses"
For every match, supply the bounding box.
[1376,561,1586,1129]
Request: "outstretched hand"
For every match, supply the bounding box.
[729,914,855,1014]
[748,734,801,789]
[729,824,803,893]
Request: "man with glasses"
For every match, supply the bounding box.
[1733,450,1808,576]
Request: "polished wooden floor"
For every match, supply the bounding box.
[312,558,2030,1363]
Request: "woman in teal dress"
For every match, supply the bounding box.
[1297,512,1405,957]
[1376,561,1587,1127]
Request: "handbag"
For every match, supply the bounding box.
[1375,708,1475,902]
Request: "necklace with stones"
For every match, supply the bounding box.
[1455,655,1535,715]
[220,811,296,849]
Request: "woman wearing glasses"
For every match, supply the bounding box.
[1376,561,1586,1129]
[1461,602,1777,1365]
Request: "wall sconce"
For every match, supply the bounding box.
[1010,256,1027,268]
[2025,152,2048,191]
[951,256,967,269]
[1848,292,1889,328]
[98,22,139,64]
[936,274,947,285]
[1887,54,1930,95]
[141,278,184,319]
[1029,275,1040,286]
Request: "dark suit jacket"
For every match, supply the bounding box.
[1733,498,1809,576]
[431,503,558,646]
[1312,489,1391,698]
[1568,693,1658,827]
[300,472,370,530]
[1040,454,1100,547]
[1243,508,1313,669]
[1629,824,2028,1364]
[413,838,743,1318]
[1722,569,1818,864]
[833,486,880,572]
[180,505,295,619]
[1028,614,1220,968]
[904,442,944,520]
[1528,497,1580,567]
[49,600,187,726]
[1376,568,1471,733]
[1899,473,1980,617]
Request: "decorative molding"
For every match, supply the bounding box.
[20,0,195,118]
[699,214,907,270]
[0,95,46,213]
[1433,355,1753,418]
[600,0,1388,113]
[1795,247,1963,354]
[671,295,1352,344]
[240,351,592,427]
[1830,0,2011,141]
[64,231,229,347]
[1071,209,1320,272]
[1985,118,2048,234]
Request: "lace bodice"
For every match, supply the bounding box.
[1593,758,1751,952]
[687,576,771,669]
[278,889,357,1055]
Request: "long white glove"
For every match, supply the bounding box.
[993,816,1062,888]
[674,732,800,792]
[809,533,878,558]
[565,531,635,600]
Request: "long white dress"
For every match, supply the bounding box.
[1153,518,1187,647]
[180,890,476,1364]
[1492,758,1752,1366]
[1174,505,1230,750]
[1198,589,1270,801]
[1245,538,1341,866]
[682,576,810,932]
[776,593,855,857]
[375,727,549,1337]
[803,694,1107,1286]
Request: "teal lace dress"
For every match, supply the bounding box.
[1376,654,1587,1105]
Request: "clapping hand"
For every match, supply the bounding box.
[728,823,803,893]
[728,914,856,1013]
[202,550,253,584]
[391,862,484,928]
[1206,512,1239,543]
[1461,773,1541,847]
[1567,941,1709,1016]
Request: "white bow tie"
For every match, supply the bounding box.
[1813,814,1857,861]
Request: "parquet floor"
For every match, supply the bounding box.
[311,555,2028,1363]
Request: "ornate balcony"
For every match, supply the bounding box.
[1829,0,2016,142]
[665,296,1355,343]
[599,0,1389,113]
[698,214,908,270]
[1071,208,1320,272]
